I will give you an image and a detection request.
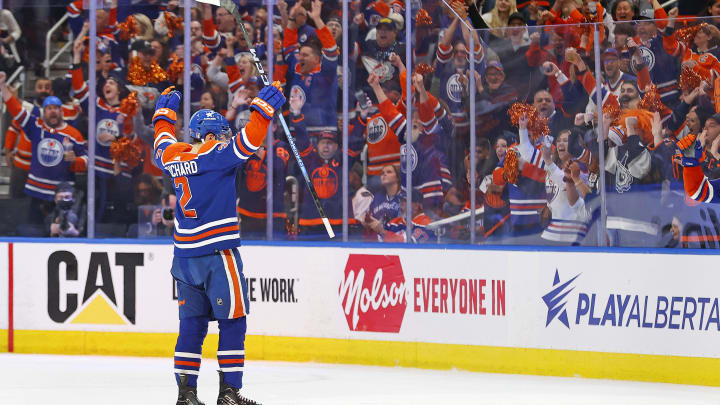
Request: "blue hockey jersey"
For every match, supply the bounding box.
[153,110,270,257]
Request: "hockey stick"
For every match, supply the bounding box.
[198,0,335,238]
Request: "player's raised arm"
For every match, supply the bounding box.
[228,81,286,162]
[151,86,182,169]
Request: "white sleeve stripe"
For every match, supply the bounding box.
[233,140,249,160]
[706,182,715,203]
[691,178,707,200]
[241,128,260,151]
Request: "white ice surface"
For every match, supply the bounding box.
[1,353,719,404]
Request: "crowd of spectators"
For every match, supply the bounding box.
[0,0,718,246]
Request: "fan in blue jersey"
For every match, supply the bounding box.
[151,82,285,405]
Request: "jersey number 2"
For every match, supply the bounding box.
[174,176,197,218]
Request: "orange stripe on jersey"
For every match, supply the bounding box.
[173,224,239,242]
[27,178,56,190]
[699,183,709,202]
[222,250,245,318]
[218,359,244,365]
[174,360,201,367]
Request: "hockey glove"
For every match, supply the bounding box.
[152,86,182,126]
[679,140,704,167]
[249,81,286,120]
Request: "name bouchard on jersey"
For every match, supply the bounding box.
[167,161,198,177]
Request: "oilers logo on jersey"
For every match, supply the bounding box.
[367,116,388,144]
[634,46,656,72]
[446,73,464,103]
[37,138,65,167]
[311,165,339,199]
[96,118,120,146]
[290,85,307,111]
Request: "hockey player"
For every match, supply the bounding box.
[151,82,285,405]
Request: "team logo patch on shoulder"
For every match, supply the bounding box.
[37,138,65,167]
[367,116,388,144]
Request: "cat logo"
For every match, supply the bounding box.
[367,116,388,144]
[47,251,144,325]
[311,165,339,199]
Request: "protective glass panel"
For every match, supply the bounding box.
[0,2,90,238]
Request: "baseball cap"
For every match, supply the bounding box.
[42,96,63,108]
[377,17,397,31]
[508,12,526,25]
[131,39,154,54]
[603,48,620,59]
[318,131,338,143]
[486,60,504,73]
[637,5,654,20]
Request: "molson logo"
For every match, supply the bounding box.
[339,254,407,333]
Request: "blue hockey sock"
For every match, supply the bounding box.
[174,316,209,387]
[217,317,247,389]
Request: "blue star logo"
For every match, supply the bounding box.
[542,270,580,328]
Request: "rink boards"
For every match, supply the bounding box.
[0,240,719,386]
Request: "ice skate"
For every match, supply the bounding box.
[217,370,261,405]
[177,373,205,405]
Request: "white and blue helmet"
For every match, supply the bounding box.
[188,109,231,142]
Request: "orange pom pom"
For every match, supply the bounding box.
[110,137,143,168]
[416,9,433,27]
[680,66,704,94]
[127,56,168,86]
[167,56,184,83]
[116,15,137,41]
[508,102,549,142]
[119,91,139,117]
[164,12,184,38]
[676,23,706,48]
[603,102,621,125]
[637,85,667,113]
[415,63,434,76]
[503,149,519,184]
